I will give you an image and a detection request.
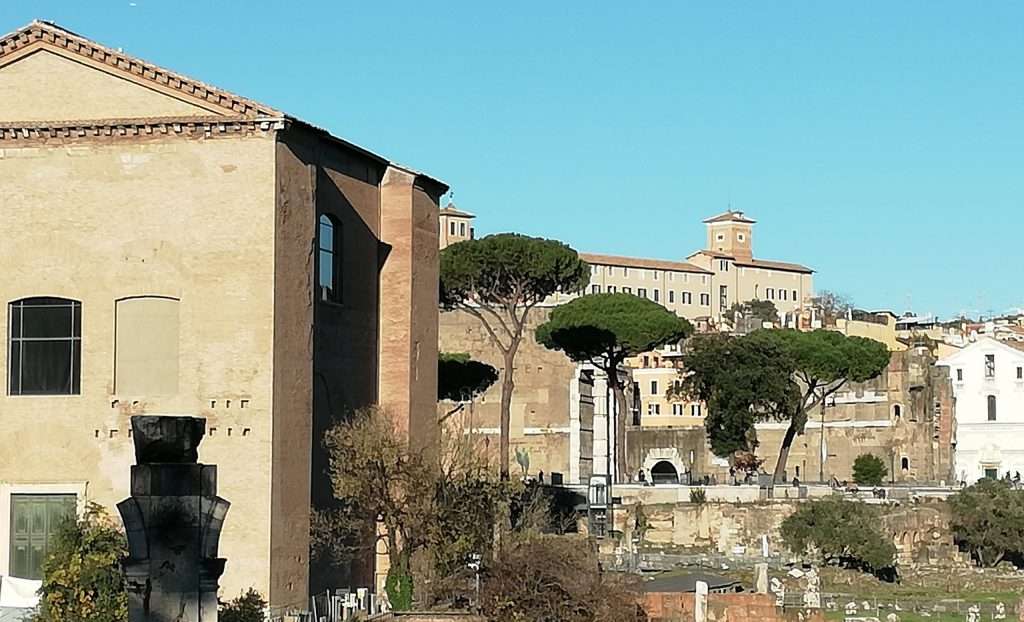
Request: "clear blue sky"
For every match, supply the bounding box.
[4,1,1021,319]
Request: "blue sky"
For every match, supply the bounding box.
[3,2,1021,318]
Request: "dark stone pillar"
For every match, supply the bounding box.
[118,416,230,622]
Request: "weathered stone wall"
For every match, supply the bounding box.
[755,348,954,484]
[609,496,960,567]
[439,307,593,482]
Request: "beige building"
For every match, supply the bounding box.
[0,21,445,606]
[687,211,814,324]
[438,202,475,249]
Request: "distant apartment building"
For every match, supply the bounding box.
[938,337,1024,483]
[441,208,815,435]
[439,202,475,249]
[686,211,813,322]
[0,21,444,605]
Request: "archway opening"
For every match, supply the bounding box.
[651,460,679,485]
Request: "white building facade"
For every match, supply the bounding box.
[938,338,1024,483]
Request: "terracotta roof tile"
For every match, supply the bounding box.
[580,252,711,274]
[691,250,814,274]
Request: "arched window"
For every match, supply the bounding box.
[8,297,81,395]
[893,404,902,418]
[318,214,341,302]
[988,395,997,421]
[901,457,909,471]
[651,461,679,485]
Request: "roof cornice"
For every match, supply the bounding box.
[0,115,286,142]
[0,20,283,118]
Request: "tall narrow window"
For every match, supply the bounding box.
[985,354,995,378]
[459,222,466,236]
[638,288,647,298]
[318,215,342,303]
[1017,366,1022,380]
[956,368,963,382]
[650,380,658,395]
[653,289,659,302]
[988,395,997,421]
[449,221,455,235]
[668,290,674,303]
[591,285,601,294]
[8,297,81,395]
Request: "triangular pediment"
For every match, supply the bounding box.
[0,21,280,123]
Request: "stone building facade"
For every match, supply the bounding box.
[438,308,597,484]
[0,21,444,606]
[753,347,954,484]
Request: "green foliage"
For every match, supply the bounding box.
[677,330,890,479]
[440,233,589,479]
[949,479,1024,567]
[689,488,707,505]
[386,569,415,611]
[852,454,888,486]
[440,233,590,310]
[536,293,693,365]
[33,503,127,622]
[537,293,692,477]
[219,589,267,622]
[438,352,498,402]
[780,497,896,574]
[674,332,799,456]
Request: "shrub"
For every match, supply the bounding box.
[219,589,267,622]
[480,535,642,622]
[780,497,896,576]
[33,503,127,622]
[852,454,887,486]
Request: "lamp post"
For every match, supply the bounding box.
[818,390,827,483]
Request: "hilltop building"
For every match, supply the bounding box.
[0,21,445,605]
[438,202,475,249]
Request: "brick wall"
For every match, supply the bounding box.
[643,592,824,622]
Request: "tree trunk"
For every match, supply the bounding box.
[499,348,517,481]
[608,374,629,483]
[773,414,805,484]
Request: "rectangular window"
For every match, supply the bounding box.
[652,270,659,280]
[10,494,76,580]
[672,403,683,416]
[767,288,775,300]
[1017,367,1023,380]
[623,267,629,277]
[623,287,632,295]
[449,221,456,235]
[647,403,660,415]
[781,290,788,301]
[719,285,728,310]
[792,289,798,302]
[653,290,660,302]
[985,354,995,378]
[668,291,675,304]
[638,288,647,298]
[985,468,998,480]
[8,298,81,395]
[691,404,702,417]
[591,285,601,294]
[700,293,710,306]
[988,395,997,421]
[956,368,963,382]
[683,292,692,304]
[642,355,649,367]
[650,380,658,395]
[459,222,466,236]
[608,286,616,293]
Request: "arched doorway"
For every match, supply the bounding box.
[651,460,679,484]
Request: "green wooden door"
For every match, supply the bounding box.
[10,494,76,579]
